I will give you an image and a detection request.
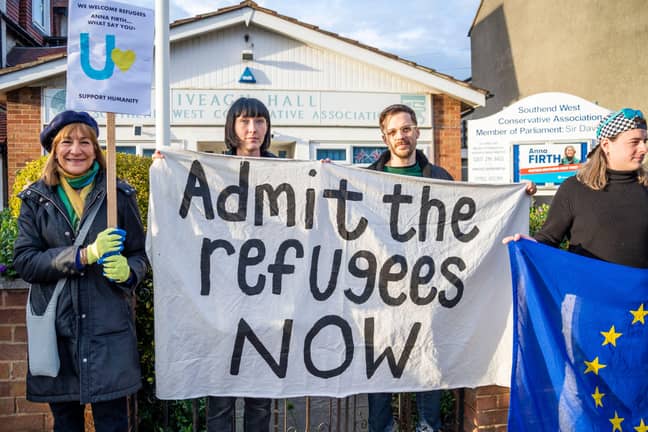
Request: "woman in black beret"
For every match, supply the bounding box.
[13,110,148,431]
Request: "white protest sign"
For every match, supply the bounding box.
[66,0,154,115]
[147,150,529,399]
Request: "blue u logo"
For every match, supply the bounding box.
[80,33,115,80]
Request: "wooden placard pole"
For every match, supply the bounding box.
[106,112,117,228]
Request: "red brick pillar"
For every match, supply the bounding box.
[432,94,462,180]
[463,385,510,431]
[0,284,52,431]
[6,88,42,196]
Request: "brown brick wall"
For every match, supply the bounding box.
[463,385,510,431]
[6,0,20,25]
[6,88,42,197]
[0,288,52,431]
[18,0,45,45]
[432,94,462,180]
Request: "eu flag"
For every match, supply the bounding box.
[507,240,648,431]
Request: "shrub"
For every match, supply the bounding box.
[10,157,46,218]
[0,208,18,279]
[529,202,550,236]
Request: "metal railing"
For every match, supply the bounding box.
[132,390,461,432]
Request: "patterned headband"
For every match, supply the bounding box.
[596,108,646,142]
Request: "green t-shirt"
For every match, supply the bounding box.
[383,163,422,177]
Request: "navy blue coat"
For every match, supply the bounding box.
[14,172,148,403]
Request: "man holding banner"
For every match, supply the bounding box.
[367,104,537,432]
[365,104,451,432]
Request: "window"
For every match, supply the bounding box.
[352,146,386,164]
[32,0,50,33]
[316,149,346,161]
[100,145,151,156]
[52,6,67,38]
[117,146,137,155]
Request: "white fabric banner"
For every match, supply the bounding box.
[66,0,154,115]
[147,150,529,399]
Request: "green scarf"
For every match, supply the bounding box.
[56,161,99,230]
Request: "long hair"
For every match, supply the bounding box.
[576,138,648,190]
[42,123,106,186]
[224,97,272,152]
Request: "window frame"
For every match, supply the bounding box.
[31,0,51,34]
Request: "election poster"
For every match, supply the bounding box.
[514,142,588,185]
[147,150,529,399]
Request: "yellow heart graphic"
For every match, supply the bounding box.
[111,48,136,72]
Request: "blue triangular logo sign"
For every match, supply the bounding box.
[239,67,256,84]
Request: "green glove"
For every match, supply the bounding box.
[86,228,126,264]
[101,254,131,283]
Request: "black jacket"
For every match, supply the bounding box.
[225,149,277,158]
[534,172,648,268]
[366,149,454,180]
[14,172,148,403]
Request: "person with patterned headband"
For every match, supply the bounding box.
[504,108,648,269]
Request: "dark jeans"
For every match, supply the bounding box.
[207,396,271,432]
[49,397,128,432]
[367,391,442,432]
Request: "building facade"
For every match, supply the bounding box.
[0,0,486,208]
[468,0,648,119]
[465,0,648,196]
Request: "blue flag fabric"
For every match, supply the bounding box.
[507,240,648,432]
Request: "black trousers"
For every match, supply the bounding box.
[49,397,128,432]
[206,396,271,432]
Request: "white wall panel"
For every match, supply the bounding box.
[170,24,430,93]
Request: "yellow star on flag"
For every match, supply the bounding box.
[635,419,648,432]
[601,325,623,346]
[591,386,605,407]
[584,356,606,375]
[610,411,624,431]
[631,304,648,324]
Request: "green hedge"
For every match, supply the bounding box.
[0,208,18,279]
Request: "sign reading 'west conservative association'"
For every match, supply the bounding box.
[47,88,430,127]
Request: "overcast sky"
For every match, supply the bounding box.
[128,0,481,80]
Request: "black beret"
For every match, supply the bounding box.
[40,110,99,152]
